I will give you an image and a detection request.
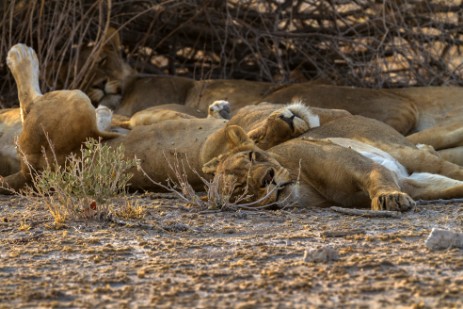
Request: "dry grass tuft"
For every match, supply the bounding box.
[138,152,208,209]
[115,200,146,220]
[22,138,139,225]
[18,220,31,231]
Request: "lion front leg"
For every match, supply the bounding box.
[437,146,463,166]
[371,191,416,211]
[364,168,415,212]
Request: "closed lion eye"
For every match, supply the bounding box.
[248,151,255,162]
[261,168,275,187]
[252,151,268,163]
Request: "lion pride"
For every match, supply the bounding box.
[1,44,252,193]
[3,43,463,213]
[90,29,463,162]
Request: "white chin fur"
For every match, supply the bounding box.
[96,105,113,132]
[285,101,320,128]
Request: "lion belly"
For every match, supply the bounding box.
[269,139,399,208]
[326,137,409,178]
[105,118,227,190]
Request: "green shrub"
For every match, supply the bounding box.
[28,138,139,224]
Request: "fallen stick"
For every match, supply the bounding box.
[416,198,463,206]
[321,229,366,237]
[330,206,401,218]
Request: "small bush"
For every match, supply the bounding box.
[27,138,139,224]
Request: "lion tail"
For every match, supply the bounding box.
[96,130,123,140]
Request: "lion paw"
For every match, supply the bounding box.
[271,103,315,136]
[6,44,42,105]
[372,191,415,212]
[208,100,231,119]
[6,44,38,72]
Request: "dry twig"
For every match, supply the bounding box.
[416,198,463,206]
[2,1,463,107]
[330,206,402,218]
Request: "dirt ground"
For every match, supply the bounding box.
[1,193,463,308]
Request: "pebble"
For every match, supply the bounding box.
[425,228,463,250]
[303,245,339,263]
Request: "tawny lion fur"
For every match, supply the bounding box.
[206,111,463,211]
[89,30,463,163]
[3,40,463,211]
[0,44,120,193]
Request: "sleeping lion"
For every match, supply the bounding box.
[204,106,463,211]
[0,44,121,193]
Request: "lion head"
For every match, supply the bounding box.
[83,28,136,108]
[244,102,319,150]
[208,100,231,119]
[203,145,294,208]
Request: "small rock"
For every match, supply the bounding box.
[233,211,247,219]
[162,222,190,232]
[425,228,463,250]
[303,246,339,263]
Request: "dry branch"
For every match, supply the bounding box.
[416,198,463,206]
[321,229,366,238]
[2,0,463,108]
[330,206,402,218]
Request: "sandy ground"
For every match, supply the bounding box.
[1,193,463,308]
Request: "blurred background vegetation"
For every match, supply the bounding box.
[1,0,463,107]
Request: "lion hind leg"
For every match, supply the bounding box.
[402,172,463,200]
[6,44,42,122]
[0,171,31,194]
[437,146,463,166]
[407,122,463,150]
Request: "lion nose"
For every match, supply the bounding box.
[279,114,295,130]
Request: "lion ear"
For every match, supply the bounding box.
[202,156,221,174]
[225,125,255,149]
[203,126,254,174]
[247,127,264,143]
[103,27,121,51]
